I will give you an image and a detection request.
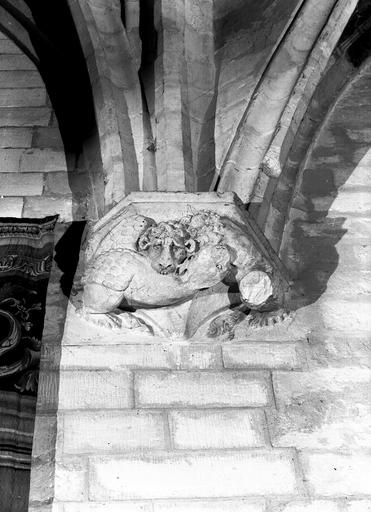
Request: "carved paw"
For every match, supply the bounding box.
[207,310,245,340]
[246,309,291,328]
[75,309,121,330]
[76,308,152,333]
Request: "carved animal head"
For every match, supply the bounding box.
[137,222,197,275]
[178,244,231,289]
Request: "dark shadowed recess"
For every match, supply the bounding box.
[276,2,371,315]
[0,0,104,218]
[21,0,95,153]
[0,0,100,292]
[23,0,104,218]
[0,217,57,512]
[340,0,371,67]
[54,221,86,298]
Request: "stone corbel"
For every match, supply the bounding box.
[73,192,291,340]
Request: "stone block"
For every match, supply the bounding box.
[64,503,153,512]
[319,299,371,333]
[42,303,68,340]
[59,344,222,371]
[44,172,71,196]
[23,197,72,222]
[33,127,64,148]
[60,344,180,370]
[37,371,59,412]
[0,197,23,216]
[0,54,36,70]
[301,452,371,496]
[153,499,266,511]
[311,191,371,215]
[29,506,64,512]
[0,148,22,171]
[134,371,271,408]
[54,457,88,502]
[0,172,43,196]
[345,128,371,143]
[178,345,222,370]
[32,414,58,460]
[279,501,341,512]
[223,342,304,370]
[297,267,371,300]
[0,127,33,147]
[0,88,46,107]
[63,410,166,454]
[29,461,55,504]
[20,148,67,172]
[0,71,43,88]
[271,368,371,449]
[0,39,22,53]
[168,409,267,449]
[0,107,51,126]
[347,502,371,512]
[58,370,133,410]
[308,334,371,368]
[89,450,298,499]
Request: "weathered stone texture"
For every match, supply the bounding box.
[0,172,43,195]
[0,197,23,216]
[0,107,51,126]
[0,148,23,171]
[0,39,22,54]
[63,504,152,512]
[63,411,167,453]
[152,500,266,511]
[89,451,298,499]
[134,371,271,408]
[54,458,88,502]
[168,409,267,449]
[214,0,302,172]
[20,148,67,172]
[0,70,44,88]
[278,502,341,512]
[59,344,222,371]
[0,54,36,70]
[0,127,33,147]
[270,369,371,449]
[301,453,371,496]
[58,371,133,410]
[223,342,305,370]
[23,197,73,222]
[0,88,46,107]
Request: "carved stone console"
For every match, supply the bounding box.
[73,192,290,339]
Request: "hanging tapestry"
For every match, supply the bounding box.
[0,215,57,512]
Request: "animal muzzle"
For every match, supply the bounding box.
[158,263,175,275]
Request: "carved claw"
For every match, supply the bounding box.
[207,310,245,340]
[246,309,291,328]
[106,312,153,333]
[76,308,152,333]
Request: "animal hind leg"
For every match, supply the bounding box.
[207,304,249,340]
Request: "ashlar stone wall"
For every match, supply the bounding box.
[0,32,72,221]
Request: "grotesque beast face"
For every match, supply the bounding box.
[137,224,197,275]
